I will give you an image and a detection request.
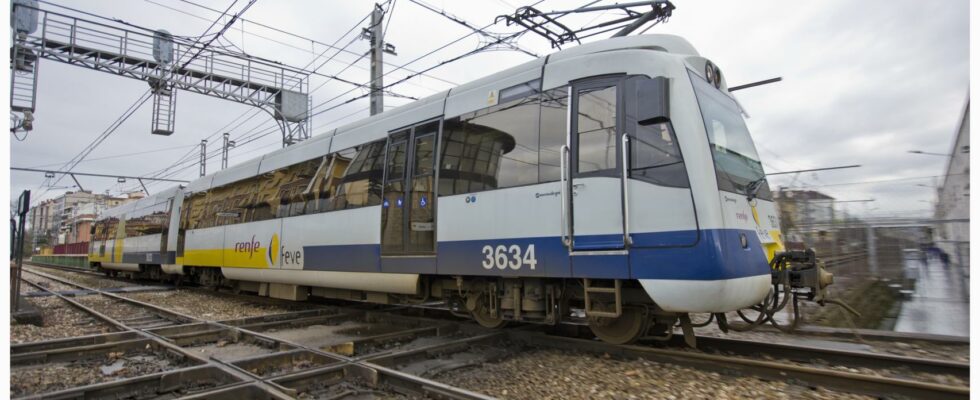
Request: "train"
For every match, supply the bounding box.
[88,34,833,345]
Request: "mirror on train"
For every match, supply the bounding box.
[627,76,669,126]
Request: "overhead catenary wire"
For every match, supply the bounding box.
[128,1,417,193]
[142,0,546,191]
[142,0,447,96]
[131,3,383,189]
[31,0,259,202]
[29,91,154,205]
[133,0,550,190]
[24,144,198,169]
[136,0,514,186]
[407,0,540,57]
[171,0,457,86]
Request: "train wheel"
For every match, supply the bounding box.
[588,307,648,345]
[470,294,506,329]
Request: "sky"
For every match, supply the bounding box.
[7,0,971,220]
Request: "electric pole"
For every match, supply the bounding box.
[221,133,236,170]
[364,3,396,116]
[199,139,207,177]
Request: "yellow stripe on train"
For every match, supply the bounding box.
[180,248,273,269]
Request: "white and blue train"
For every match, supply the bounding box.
[89,35,827,344]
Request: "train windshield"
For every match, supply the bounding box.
[689,70,770,199]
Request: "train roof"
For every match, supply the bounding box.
[159,34,701,202]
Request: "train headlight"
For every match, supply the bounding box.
[739,233,749,249]
[704,60,722,89]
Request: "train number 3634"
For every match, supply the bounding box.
[481,244,538,270]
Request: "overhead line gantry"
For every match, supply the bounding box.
[10,0,313,146]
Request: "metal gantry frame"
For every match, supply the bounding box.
[10,3,313,146]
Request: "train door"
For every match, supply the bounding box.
[380,119,439,272]
[569,78,628,250]
[165,195,182,265]
[565,77,630,277]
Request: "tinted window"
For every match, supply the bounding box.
[690,70,770,199]
[332,140,386,209]
[438,94,540,195]
[576,85,617,173]
[630,123,690,188]
[408,126,437,252]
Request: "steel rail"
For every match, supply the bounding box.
[15,275,296,399]
[512,332,969,400]
[679,335,968,378]
[19,264,494,399]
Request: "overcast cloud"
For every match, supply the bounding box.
[8,0,970,219]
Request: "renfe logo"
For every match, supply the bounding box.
[234,235,261,258]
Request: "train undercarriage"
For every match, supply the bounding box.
[92,249,837,346]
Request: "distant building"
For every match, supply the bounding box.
[775,189,835,226]
[773,189,839,250]
[28,191,143,252]
[934,100,969,270]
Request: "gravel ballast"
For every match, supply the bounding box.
[19,274,77,294]
[121,290,297,321]
[11,296,114,344]
[24,266,132,289]
[11,349,193,397]
[439,350,873,400]
[693,313,970,363]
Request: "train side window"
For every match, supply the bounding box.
[438,94,540,196]
[538,87,568,182]
[332,140,386,210]
[124,207,144,237]
[630,123,690,188]
[182,192,208,229]
[106,217,118,239]
[495,95,540,187]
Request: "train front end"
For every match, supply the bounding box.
[635,52,834,326]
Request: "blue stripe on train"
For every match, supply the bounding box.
[301,229,770,281]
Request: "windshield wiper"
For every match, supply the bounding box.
[745,176,768,201]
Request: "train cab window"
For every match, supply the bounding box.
[689,70,770,199]
[629,123,690,188]
[576,85,618,173]
[538,87,568,182]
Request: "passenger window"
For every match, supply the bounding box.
[438,94,540,196]
[576,85,617,173]
[386,133,409,184]
[332,140,386,210]
[630,123,690,188]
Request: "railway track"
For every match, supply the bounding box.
[13,261,970,399]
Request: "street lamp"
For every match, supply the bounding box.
[908,150,952,157]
